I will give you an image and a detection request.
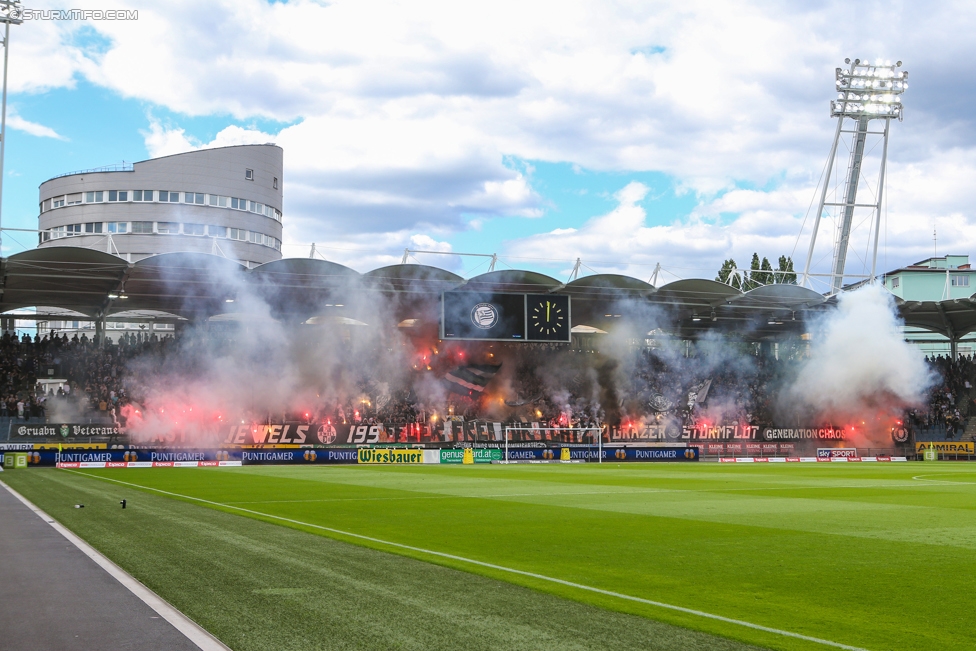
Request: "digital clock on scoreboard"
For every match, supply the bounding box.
[525,294,570,342]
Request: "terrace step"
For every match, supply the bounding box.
[961,418,976,442]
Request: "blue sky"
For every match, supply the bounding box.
[2,80,293,241]
[6,0,976,289]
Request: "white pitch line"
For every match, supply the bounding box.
[222,481,926,505]
[911,474,976,485]
[70,470,871,651]
[0,479,231,651]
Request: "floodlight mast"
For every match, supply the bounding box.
[801,58,908,294]
[0,1,22,255]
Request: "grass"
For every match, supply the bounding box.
[6,462,976,651]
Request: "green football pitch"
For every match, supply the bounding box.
[5,462,976,651]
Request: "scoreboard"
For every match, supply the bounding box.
[440,292,571,342]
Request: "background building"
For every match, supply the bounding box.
[37,144,283,268]
[884,255,976,356]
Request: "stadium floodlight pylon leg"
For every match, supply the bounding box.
[800,58,907,294]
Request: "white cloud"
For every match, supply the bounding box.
[143,120,275,158]
[11,0,976,275]
[280,228,456,272]
[507,180,811,280]
[6,110,66,140]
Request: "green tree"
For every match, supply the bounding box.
[752,256,774,286]
[715,258,741,289]
[721,253,799,290]
[743,253,762,290]
[776,255,797,284]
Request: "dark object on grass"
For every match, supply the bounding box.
[120,499,126,509]
[74,504,84,508]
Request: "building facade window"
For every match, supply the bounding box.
[951,275,970,287]
[46,188,281,223]
[891,277,900,288]
[245,168,253,180]
[40,217,279,249]
[273,177,278,189]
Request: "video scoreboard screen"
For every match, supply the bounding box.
[440,292,571,342]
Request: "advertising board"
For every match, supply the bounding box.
[357,448,425,464]
[504,446,698,462]
[816,448,859,459]
[915,442,974,454]
[440,448,501,464]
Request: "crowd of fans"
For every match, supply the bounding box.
[908,355,975,438]
[0,328,972,442]
[0,330,173,424]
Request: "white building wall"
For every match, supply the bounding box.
[37,145,284,267]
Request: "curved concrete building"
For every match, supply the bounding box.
[37,144,283,268]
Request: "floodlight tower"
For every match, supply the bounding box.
[801,58,908,293]
[0,0,22,254]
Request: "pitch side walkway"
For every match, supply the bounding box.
[0,480,220,651]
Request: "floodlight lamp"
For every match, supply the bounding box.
[0,0,23,25]
[691,312,701,322]
[108,293,119,299]
[832,58,907,120]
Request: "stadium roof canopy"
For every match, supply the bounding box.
[899,298,976,339]
[2,248,975,342]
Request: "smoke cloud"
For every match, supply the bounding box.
[115,258,935,448]
[784,284,935,429]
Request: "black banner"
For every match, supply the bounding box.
[9,423,122,440]
[608,423,848,442]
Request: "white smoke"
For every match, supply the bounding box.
[786,284,935,421]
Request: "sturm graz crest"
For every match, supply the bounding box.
[891,427,909,443]
[470,303,498,329]
[60,424,69,439]
[316,423,337,445]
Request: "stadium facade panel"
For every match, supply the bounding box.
[37,144,283,268]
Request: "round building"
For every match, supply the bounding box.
[37,144,283,268]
